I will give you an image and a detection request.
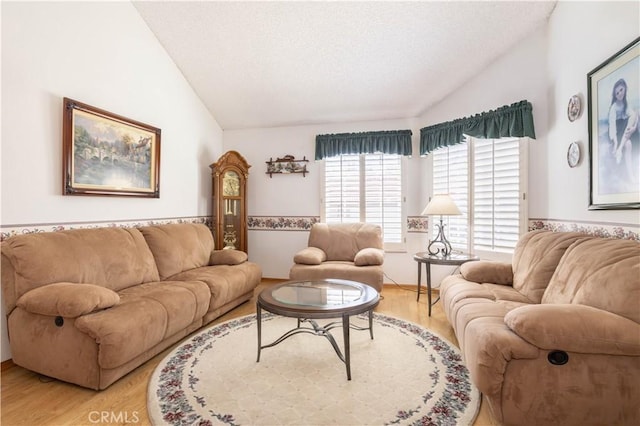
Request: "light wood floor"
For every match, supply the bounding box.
[1,279,497,426]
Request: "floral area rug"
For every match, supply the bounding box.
[147,313,480,426]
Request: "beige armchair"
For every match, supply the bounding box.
[289,223,384,292]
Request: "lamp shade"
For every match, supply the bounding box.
[421,194,461,216]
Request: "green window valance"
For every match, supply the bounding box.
[419,100,536,155]
[315,129,412,160]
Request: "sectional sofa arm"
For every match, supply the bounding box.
[209,249,248,265]
[463,318,540,397]
[15,282,120,318]
[293,247,327,265]
[504,304,640,356]
[460,260,513,285]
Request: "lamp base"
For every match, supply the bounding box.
[428,219,453,257]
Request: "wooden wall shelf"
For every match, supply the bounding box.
[266,155,309,178]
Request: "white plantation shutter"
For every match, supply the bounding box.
[365,154,402,243]
[432,137,526,255]
[432,142,468,249]
[473,138,521,252]
[323,153,404,247]
[324,155,360,223]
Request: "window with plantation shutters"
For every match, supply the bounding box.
[473,138,522,252]
[324,154,360,223]
[432,142,468,249]
[432,137,527,256]
[322,153,404,249]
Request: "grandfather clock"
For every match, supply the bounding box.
[210,151,250,253]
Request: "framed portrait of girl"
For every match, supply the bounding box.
[588,37,640,210]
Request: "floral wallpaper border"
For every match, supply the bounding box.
[407,216,429,232]
[248,216,431,232]
[1,216,637,242]
[409,217,639,240]
[247,216,320,231]
[529,218,639,241]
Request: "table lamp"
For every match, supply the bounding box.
[421,194,461,257]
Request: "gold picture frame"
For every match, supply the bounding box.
[62,98,161,197]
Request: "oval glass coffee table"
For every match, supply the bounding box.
[256,279,380,380]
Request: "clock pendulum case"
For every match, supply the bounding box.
[210,151,250,253]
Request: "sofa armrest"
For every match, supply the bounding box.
[209,249,248,265]
[460,260,513,285]
[504,304,640,356]
[463,317,540,397]
[16,282,120,318]
[354,248,384,266]
[293,247,327,265]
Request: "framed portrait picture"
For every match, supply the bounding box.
[587,37,640,210]
[62,98,161,198]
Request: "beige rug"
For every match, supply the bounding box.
[148,313,480,425]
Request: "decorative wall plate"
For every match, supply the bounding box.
[567,142,580,167]
[567,94,581,122]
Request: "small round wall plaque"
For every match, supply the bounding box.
[567,142,580,168]
[567,95,581,122]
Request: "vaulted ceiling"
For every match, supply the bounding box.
[133,1,557,130]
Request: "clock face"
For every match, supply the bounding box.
[222,171,240,196]
[567,142,580,167]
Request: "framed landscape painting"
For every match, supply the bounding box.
[62,98,161,197]
[587,37,640,210]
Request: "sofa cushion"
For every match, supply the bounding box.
[209,249,248,265]
[511,231,586,303]
[75,280,210,369]
[289,261,383,292]
[542,237,640,323]
[168,263,262,312]
[483,284,533,304]
[1,227,160,312]
[17,283,119,318]
[441,279,496,303]
[354,248,384,266]
[293,247,327,265]
[440,274,535,327]
[453,300,530,352]
[139,223,215,280]
[441,277,532,305]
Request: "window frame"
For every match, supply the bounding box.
[320,153,407,252]
[431,136,528,260]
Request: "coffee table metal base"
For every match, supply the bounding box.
[256,307,374,381]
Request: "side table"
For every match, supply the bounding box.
[413,252,479,316]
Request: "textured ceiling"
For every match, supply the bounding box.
[133,1,556,130]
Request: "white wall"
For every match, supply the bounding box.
[224,27,551,283]
[1,2,223,225]
[224,117,427,283]
[0,2,223,361]
[224,0,640,292]
[545,1,639,225]
[417,24,550,220]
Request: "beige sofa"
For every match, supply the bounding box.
[289,222,384,292]
[440,230,640,426]
[1,223,261,390]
